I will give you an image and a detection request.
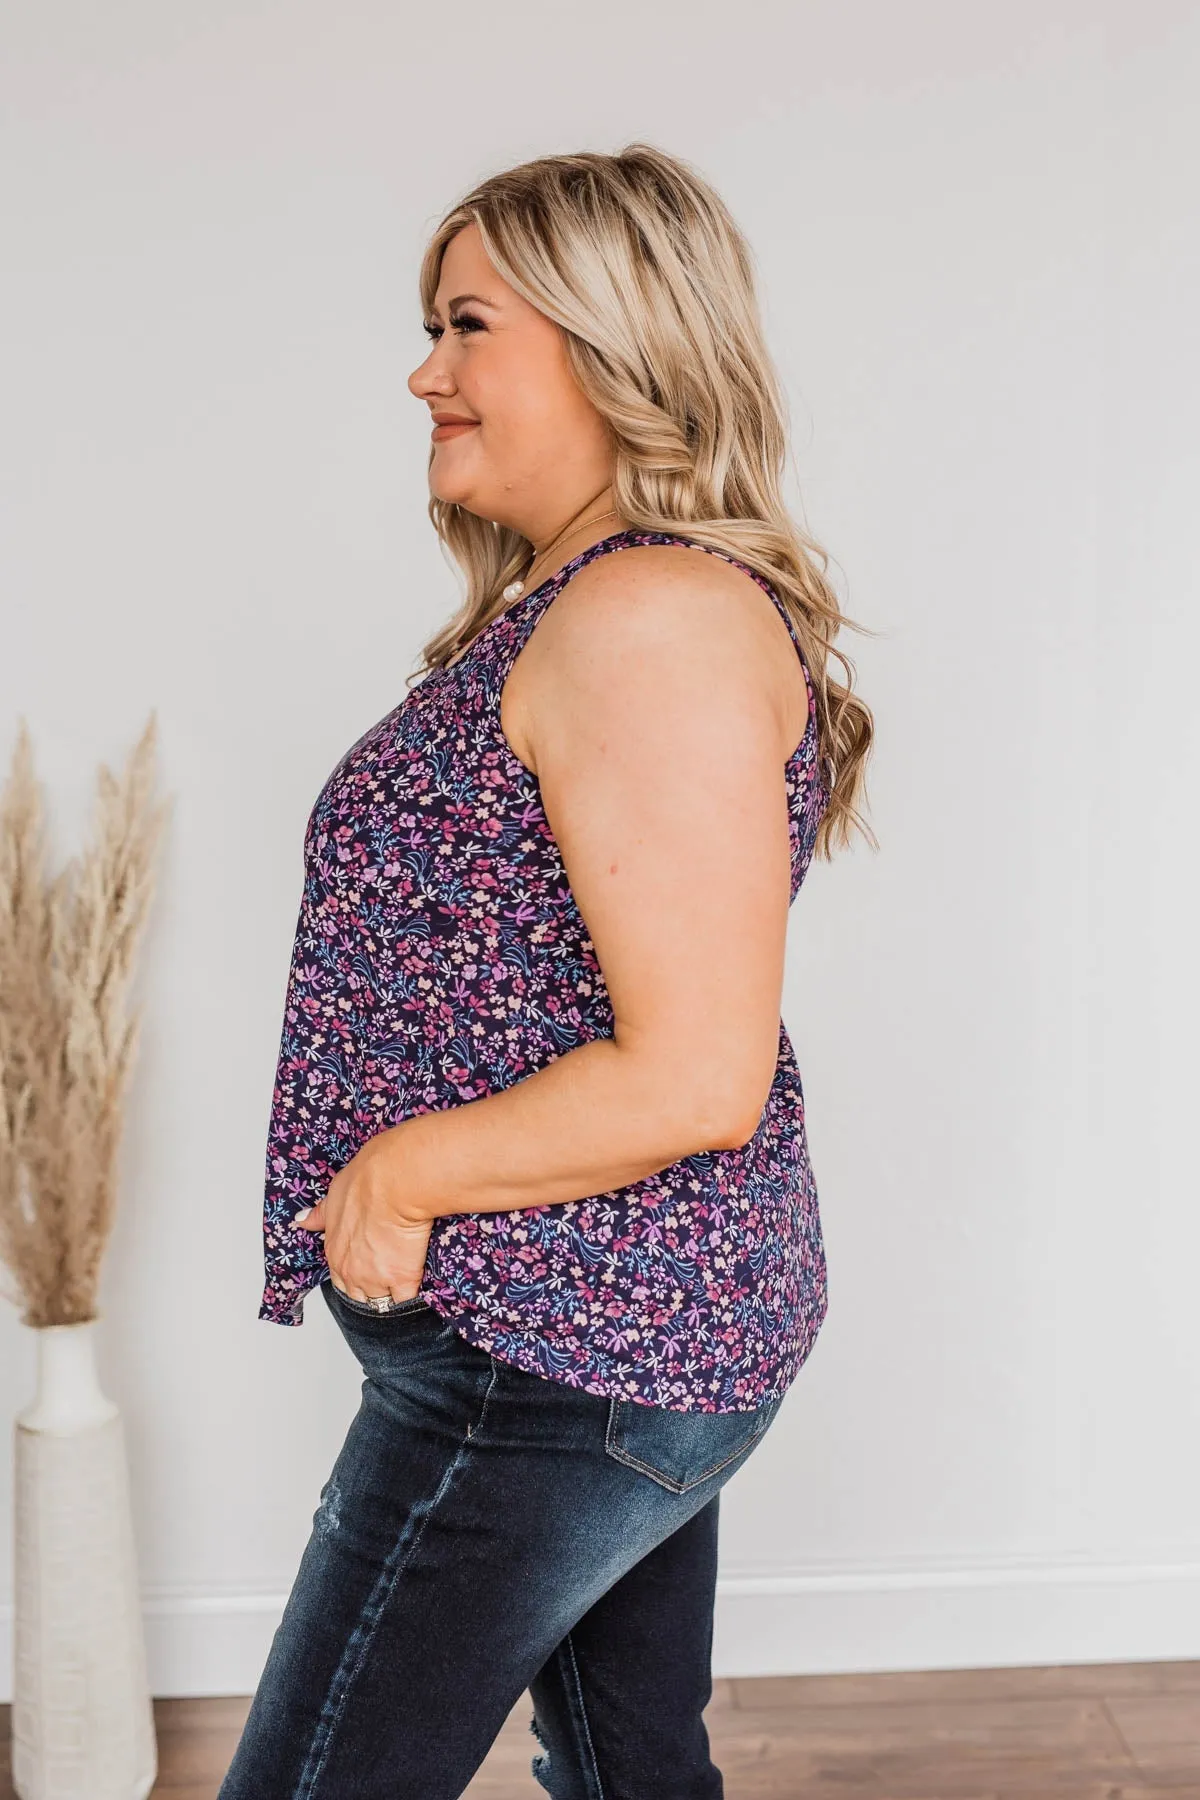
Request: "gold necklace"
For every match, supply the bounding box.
[501,507,622,603]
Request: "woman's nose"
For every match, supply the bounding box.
[408,353,454,401]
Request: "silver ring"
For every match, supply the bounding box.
[331,1281,398,1312]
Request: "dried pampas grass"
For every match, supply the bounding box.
[0,714,170,1328]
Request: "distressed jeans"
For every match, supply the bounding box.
[217,1277,784,1800]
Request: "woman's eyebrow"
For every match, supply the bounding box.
[427,292,500,318]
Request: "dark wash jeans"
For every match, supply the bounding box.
[218,1277,784,1800]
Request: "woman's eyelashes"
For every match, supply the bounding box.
[422,311,486,341]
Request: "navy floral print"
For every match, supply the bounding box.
[259,530,831,1412]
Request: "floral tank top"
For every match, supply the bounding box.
[258,529,831,1412]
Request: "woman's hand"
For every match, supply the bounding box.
[288,1127,433,1305]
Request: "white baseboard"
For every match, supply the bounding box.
[712,1556,1200,1678]
[1,1558,1198,1699]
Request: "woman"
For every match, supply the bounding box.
[220,143,873,1800]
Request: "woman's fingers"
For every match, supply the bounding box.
[329,1219,434,1305]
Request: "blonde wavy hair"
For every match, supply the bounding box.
[413,142,876,859]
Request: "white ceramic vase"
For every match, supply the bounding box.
[11,1320,158,1800]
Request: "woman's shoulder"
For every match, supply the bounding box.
[547,536,772,655]
[516,536,808,769]
[507,536,802,769]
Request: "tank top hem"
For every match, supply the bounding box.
[426,1287,828,1413]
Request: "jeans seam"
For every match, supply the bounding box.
[293,1367,496,1797]
[467,1356,499,1440]
[564,1630,606,1800]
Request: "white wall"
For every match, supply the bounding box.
[1,0,1197,1694]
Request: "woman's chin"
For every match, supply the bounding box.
[426,478,474,507]
[428,468,483,510]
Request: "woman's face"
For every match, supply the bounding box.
[408,223,613,541]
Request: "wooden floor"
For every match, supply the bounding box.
[3,1660,1198,1797]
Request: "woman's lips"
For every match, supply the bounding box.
[431,420,480,441]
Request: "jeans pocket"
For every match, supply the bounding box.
[604,1392,783,1493]
[320,1278,429,1322]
